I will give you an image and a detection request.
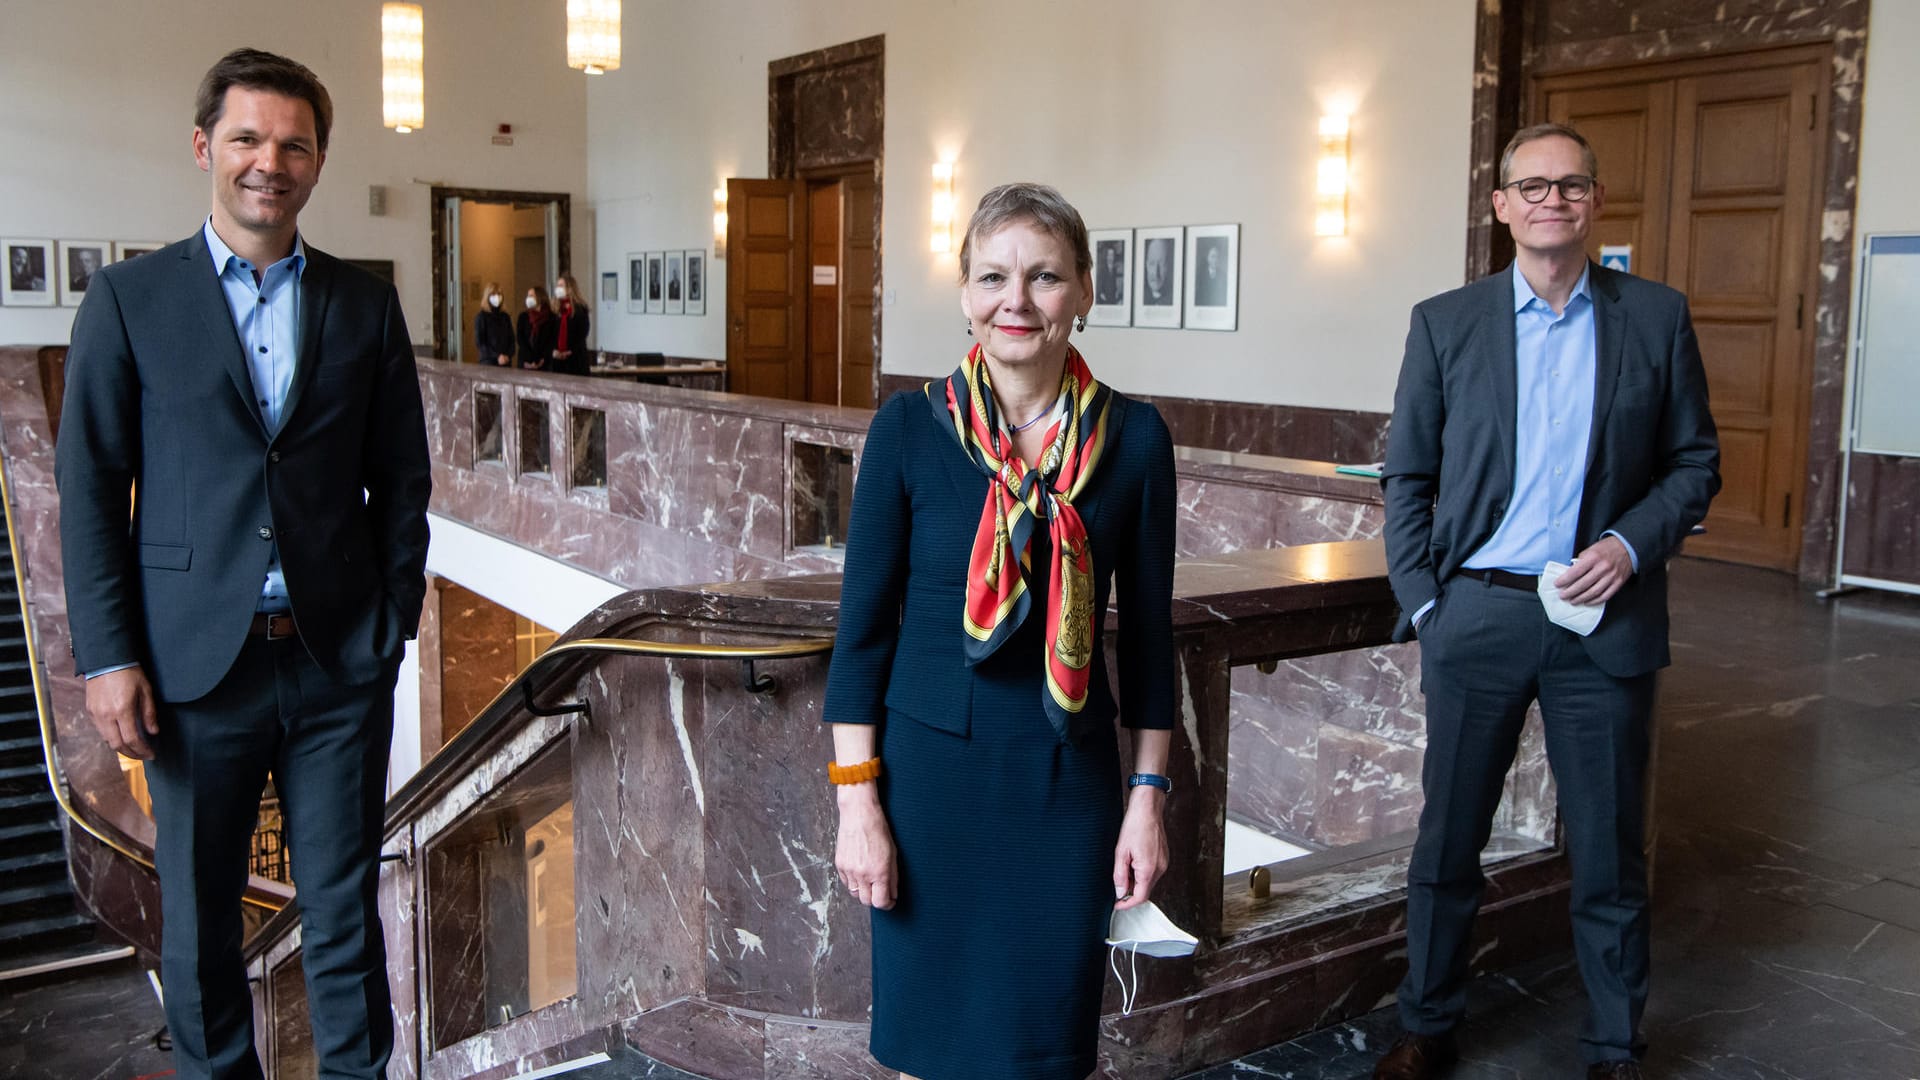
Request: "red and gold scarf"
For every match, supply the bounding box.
[929,345,1112,738]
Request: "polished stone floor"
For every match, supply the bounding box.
[4,558,1916,1079]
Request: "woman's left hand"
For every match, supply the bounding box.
[1112,787,1168,910]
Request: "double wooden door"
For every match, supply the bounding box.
[1537,47,1828,570]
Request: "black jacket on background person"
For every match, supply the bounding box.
[473,305,515,365]
[517,309,558,369]
[553,302,591,375]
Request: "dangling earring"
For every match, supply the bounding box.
[966,322,973,336]
[1074,315,1087,333]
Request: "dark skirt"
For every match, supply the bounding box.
[870,686,1123,1080]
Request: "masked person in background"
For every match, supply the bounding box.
[517,284,557,370]
[823,182,1178,1080]
[551,272,591,375]
[473,280,514,366]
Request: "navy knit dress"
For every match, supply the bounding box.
[823,387,1177,1080]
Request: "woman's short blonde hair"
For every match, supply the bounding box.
[957,183,1091,284]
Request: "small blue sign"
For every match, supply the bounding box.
[1600,244,1632,274]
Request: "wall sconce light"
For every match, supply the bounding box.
[930,161,955,253]
[1316,115,1350,237]
[713,186,728,260]
[381,3,425,134]
[566,0,622,74]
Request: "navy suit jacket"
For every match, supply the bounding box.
[1381,263,1720,678]
[824,388,1177,740]
[56,232,432,702]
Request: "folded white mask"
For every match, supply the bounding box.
[1105,901,1199,1015]
[1538,560,1604,636]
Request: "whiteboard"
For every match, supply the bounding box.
[1852,234,1920,457]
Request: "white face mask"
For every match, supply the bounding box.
[1105,901,1198,1016]
[525,295,537,310]
[488,293,502,308]
[553,284,568,299]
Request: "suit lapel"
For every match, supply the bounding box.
[1487,266,1519,496]
[182,234,267,435]
[1586,263,1625,476]
[278,245,333,438]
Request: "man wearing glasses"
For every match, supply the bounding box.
[1374,124,1720,1080]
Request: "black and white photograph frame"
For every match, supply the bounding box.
[1184,224,1239,331]
[1088,228,1132,327]
[114,241,164,263]
[1133,226,1183,329]
[684,249,706,316]
[601,270,618,303]
[626,251,645,313]
[2,238,56,307]
[645,252,664,314]
[665,251,685,315]
[59,239,112,307]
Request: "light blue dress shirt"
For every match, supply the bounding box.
[204,217,305,614]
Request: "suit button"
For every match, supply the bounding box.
[269,451,282,463]
[258,526,273,541]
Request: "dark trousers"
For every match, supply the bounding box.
[1397,575,1655,1065]
[144,633,396,1080]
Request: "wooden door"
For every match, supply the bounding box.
[841,171,878,407]
[1541,49,1826,570]
[726,178,804,399]
[805,180,842,406]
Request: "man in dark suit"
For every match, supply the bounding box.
[56,48,429,1080]
[1374,124,1719,1080]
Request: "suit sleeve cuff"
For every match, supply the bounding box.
[1411,598,1437,632]
[84,662,139,680]
[1603,530,1641,573]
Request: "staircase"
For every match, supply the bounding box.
[0,515,108,971]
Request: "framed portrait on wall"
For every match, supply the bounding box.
[665,251,685,314]
[114,241,164,262]
[59,239,112,307]
[2,238,56,307]
[646,252,664,314]
[1133,226,1183,329]
[601,271,618,302]
[626,251,645,313]
[1184,224,1239,331]
[1087,228,1132,327]
[685,250,706,315]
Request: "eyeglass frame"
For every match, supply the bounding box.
[1498,174,1598,204]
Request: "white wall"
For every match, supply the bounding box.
[0,1,590,350]
[589,0,1476,413]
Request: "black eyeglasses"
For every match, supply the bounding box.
[1501,175,1596,203]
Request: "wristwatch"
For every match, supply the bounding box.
[1127,772,1171,794]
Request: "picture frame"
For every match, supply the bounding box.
[684,249,706,316]
[1133,226,1183,329]
[114,241,164,262]
[645,252,664,314]
[2,238,56,307]
[1184,224,1240,331]
[58,239,112,307]
[1087,228,1133,327]
[601,270,618,303]
[664,251,685,315]
[626,251,645,313]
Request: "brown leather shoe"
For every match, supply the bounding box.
[1588,1063,1647,1079]
[1372,1031,1458,1079]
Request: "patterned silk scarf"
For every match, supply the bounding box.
[929,344,1113,738]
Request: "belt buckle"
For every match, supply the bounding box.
[264,613,296,640]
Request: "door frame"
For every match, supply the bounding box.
[429,186,572,361]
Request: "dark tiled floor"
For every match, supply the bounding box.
[7,559,1918,1079]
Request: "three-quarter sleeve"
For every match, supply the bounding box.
[1114,402,1177,729]
[823,393,916,726]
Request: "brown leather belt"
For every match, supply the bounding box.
[250,612,299,640]
[1456,567,1539,592]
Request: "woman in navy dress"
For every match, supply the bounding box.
[823,183,1177,1080]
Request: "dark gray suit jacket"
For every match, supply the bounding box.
[56,233,432,703]
[1381,263,1720,678]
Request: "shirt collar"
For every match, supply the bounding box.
[202,217,307,278]
[1512,261,1592,313]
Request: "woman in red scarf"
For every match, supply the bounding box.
[516,285,557,370]
[824,183,1176,1080]
[551,272,592,375]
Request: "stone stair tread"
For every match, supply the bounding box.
[0,819,57,844]
[0,789,55,812]
[0,879,70,907]
[0,911,93,945]
[0,847,63,873]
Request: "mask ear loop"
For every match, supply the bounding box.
[1108,942,1141,1016]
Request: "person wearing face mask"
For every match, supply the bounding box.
[551,272,592,375]
[823,182,1177,1080]
[517,285,558,370]
[473,280,514,366]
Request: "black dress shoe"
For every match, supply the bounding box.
[1372,1031,1458,1080]
[1588,1062,1647,1079]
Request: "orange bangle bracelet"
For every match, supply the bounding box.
[828,756,883,785]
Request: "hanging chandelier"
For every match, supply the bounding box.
[567,0,621,74]
[381,3,425,133]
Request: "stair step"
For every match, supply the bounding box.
[0,912,93,947]
[0,762,45,797]
[0,789,54,813]
[0,847,63,874]
[0,880,73,923]
[0,819,58,845]
[0,734,43,757]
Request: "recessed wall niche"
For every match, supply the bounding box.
[518,398,552,477]
[568,406,607,490]
[474,390,504,464]
[790,440,854,552]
